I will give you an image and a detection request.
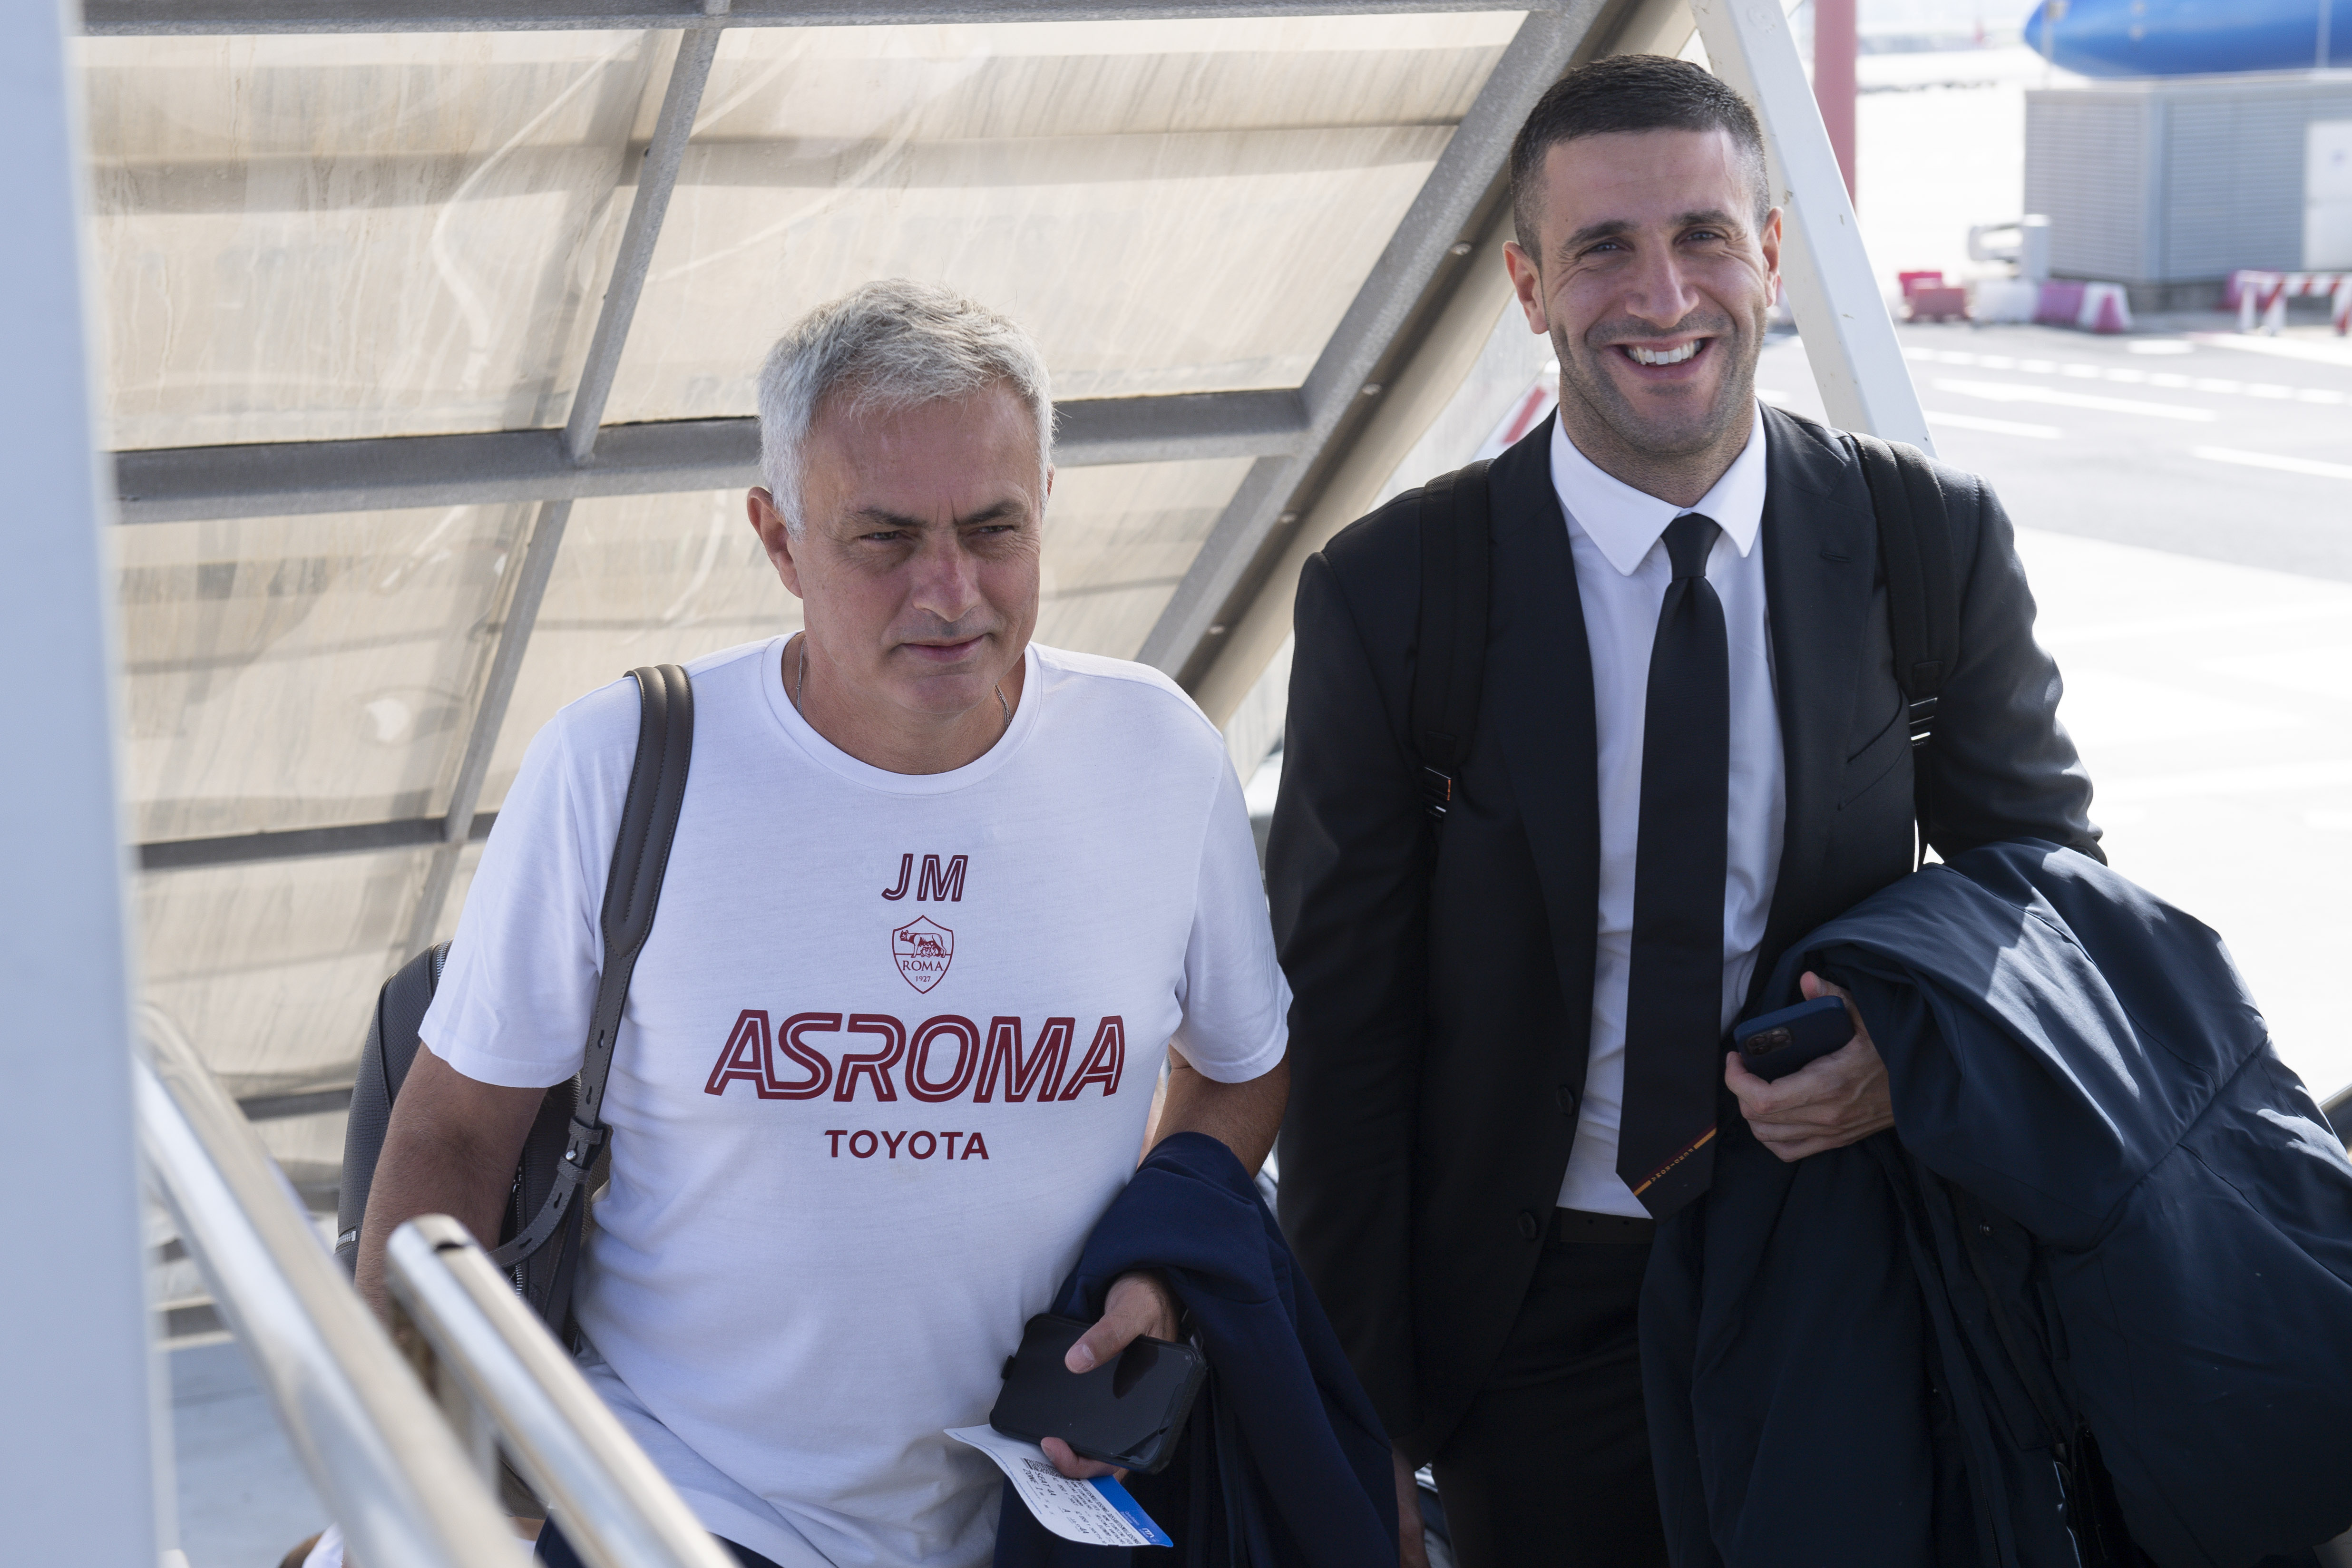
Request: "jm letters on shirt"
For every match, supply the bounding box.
[422,638,1288,1568]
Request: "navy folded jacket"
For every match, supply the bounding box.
[993,1130,1397,1568]
[1644,840,2352,1568]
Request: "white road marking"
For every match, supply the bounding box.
[1932,378,2218,420]
[2190,331,2352,369]
[2055,667,2298,747]
[2095,756,2352,803]
[2035,599,2352,645]
[2192,446,2352,481]
[1904,344,2349,402]
[1924,409,2062,438]
[2199,646,2352,700]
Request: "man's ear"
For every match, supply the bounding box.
[1759,207,1785,295]
[747,487,805,599]
[1503,241,1550,335]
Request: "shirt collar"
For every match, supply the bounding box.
[1548,401,1769,577]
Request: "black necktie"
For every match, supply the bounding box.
[1617,513,1730,1219]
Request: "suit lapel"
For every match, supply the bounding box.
[1484,414,1604,1036]
[1755,405,1879,971]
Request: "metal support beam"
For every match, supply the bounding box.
[402,498,568,955]
[1,0,163,1558]
[1181,0,1693,729]
[566,25,724,463]
[85,0,1573,35]
[1688,0,1929,448]
[403,21,721,954]
[113,391,1306,525]
[1135,5,1598,683]
[1590,0,1696,58]
[138,811,495,873]
[1190,205,1523,725]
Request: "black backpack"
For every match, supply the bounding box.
[1409,431,1956,851]
[335,663,694,1341]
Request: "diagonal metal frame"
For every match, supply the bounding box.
[1133,5,1594,682]
[404,18,725,955]
[84,0,1573,34]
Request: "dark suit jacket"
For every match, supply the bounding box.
[1265,404,2102,1461]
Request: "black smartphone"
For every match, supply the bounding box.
[1731,994,1855,1082]
[987,1313,1207,1475]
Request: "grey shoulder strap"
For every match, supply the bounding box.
[488,663,693,1278]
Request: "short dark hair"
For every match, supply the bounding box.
[1508,54,1771,260]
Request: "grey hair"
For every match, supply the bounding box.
[757,279,1055,536]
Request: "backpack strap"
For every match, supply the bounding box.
[1850,433,1958,850]
[1409,459,1493,820]
[489,663,694,1303]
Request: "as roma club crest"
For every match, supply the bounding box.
[892,916,954,993]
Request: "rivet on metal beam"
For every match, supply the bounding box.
[1277,511,1298,525]
[1449,242,1474,256]
[1361,384,1382,397]
[1207,624,1228,636]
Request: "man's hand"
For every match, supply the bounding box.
[1040,1270,1181,1480]
[1393,1450,1430,1568]
[1724,972,1894,1161]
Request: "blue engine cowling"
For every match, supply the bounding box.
[2026,0,2350,78]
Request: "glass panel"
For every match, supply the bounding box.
[481,488,799,808]
[1035,457,1255,658]
[601,13,1524,421]
[83,31,664,449]
[472,457,1250,809]
[138,847,431,1097]
[117,504,531,843]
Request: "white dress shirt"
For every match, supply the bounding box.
[1551,405,1786,1217]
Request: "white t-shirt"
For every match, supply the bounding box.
[421,637,1288,1568]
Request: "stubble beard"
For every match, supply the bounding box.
[1550,310,1762,498]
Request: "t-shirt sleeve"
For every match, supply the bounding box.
[419,701,615,1090]
[1170,757,1291,1084]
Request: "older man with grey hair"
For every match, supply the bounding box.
[357,279,1292,1568]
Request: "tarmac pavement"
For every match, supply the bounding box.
[1761,318,2352,1100]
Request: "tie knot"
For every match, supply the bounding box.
[1663,513,1719,581]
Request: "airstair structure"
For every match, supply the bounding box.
[1,1,1947,1562]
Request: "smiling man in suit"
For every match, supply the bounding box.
[1267,55,2099,1568]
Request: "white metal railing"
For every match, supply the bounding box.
[138,1011,731,1568]
[387,1215,736,1568]
[138,1015,520,1568]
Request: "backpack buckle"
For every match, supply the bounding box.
[1907,696,1939,747]
[1421,766,1454,819]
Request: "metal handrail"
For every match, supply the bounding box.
[136,1011,520,1568]
[388,1216,737,1568]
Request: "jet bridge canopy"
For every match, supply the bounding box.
[6,3,1923,1552]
